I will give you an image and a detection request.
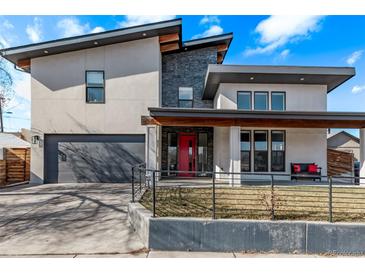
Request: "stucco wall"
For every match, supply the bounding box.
[214,83,327,111]
[30,37,161,182]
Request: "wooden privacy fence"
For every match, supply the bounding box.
[0,147,30,186]
[327,148,354,177]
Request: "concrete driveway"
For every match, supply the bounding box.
[0,183,145,256]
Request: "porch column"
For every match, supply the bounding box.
[146,126,158,170]
[229,126,241,185]
[360,128,365,185]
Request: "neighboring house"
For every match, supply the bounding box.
[1,18,365,184]
[328,130,360,161]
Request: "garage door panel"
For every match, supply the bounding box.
[44,135,145,183]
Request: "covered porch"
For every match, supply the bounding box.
[143,107,365,185]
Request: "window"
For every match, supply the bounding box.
[271,92,286,111]
[86,71,105,103]
[254,92,268,110]
[178,87,193,108]
[167,133,177,175]
[271,131,285,172]
[198,133,208,175]
[240,131,251,172]
[254,131,268,172]
[237,91,251,110]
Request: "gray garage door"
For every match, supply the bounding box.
[44,134,145,183]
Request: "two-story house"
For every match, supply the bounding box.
[2,18,365,184]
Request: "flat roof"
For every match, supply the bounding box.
[0,19,183,71]
[203,64,356,99]
[144,107,365,128]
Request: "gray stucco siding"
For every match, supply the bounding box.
[162,47,217,108]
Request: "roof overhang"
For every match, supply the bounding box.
[142,108,365,129]
[0,19,183,72]
[181,33,233,64]
[203,65,356,99]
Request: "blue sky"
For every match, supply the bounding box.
[1,15,365,136]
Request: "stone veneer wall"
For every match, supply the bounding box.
[161,126,214,174]
[161,47,217,108]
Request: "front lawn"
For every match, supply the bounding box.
[140,185,365,222]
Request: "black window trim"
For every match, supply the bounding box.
[271,130,286,172]
[237,91,252,110]
[86,70,105,104]
[197,132,208,175]
[178,87,194,108]
[253,130,269,172]
[254,91,269,110]
[240,130,251,172]
[271,91,286,111]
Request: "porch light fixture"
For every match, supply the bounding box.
[31,135,40,145]
[43,50,48,54]
[142,33,147,36]
[300,77,305,81]
[184,48,188,51]
[93,41,98,45]
[250,76,255,80]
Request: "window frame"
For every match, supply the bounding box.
[197,132,208,175]
[253,130,269,172]
[167,132,178,175]
[271,130,286,172]
[85,70,105,104]
[240,130,251,172]
[271,91,286,111]
[254,91,269,110]
[178,87,194,108]
[237,91,252,110]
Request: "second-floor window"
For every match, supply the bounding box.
[237,91,251,110]
[271,92,286,111]
[86,71,105,103]
[254,92,268,110]
[178,87,193,108]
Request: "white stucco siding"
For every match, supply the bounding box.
[214,83,327,111]
[30,37,161,183]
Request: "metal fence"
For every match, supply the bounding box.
[131,165,365,223]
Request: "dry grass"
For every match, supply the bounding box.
[140,185,365,222]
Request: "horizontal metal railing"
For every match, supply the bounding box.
[131,165,365,223]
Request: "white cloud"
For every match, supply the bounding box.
[90,26,105,34]
[346,50,363,65]
[244,15,324,56]
[57,17,90,37]
[26,17,42,43]
[352,85,365,94]
[118,15,176,28]
[2,19,14,30]
[192,25,224,39]
[279,49,290,59]
[200,16,220,25]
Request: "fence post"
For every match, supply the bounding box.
[271,174,275,220]
[131,167,135,203]
[152,170,156,218]
[328,176,333,223]
[212,172,216,219]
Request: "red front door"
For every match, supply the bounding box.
[178,134,196,177]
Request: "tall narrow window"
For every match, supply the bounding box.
[254,92,268,110]
[198,133,208,176]
[167,133,177,175]
[254,131,268,172]
[178,87,193,108]
[271,131,285,172]
[271,92,286,111]
[237,91,251,110]
[86,71,105,103]
[240,131,251,172]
